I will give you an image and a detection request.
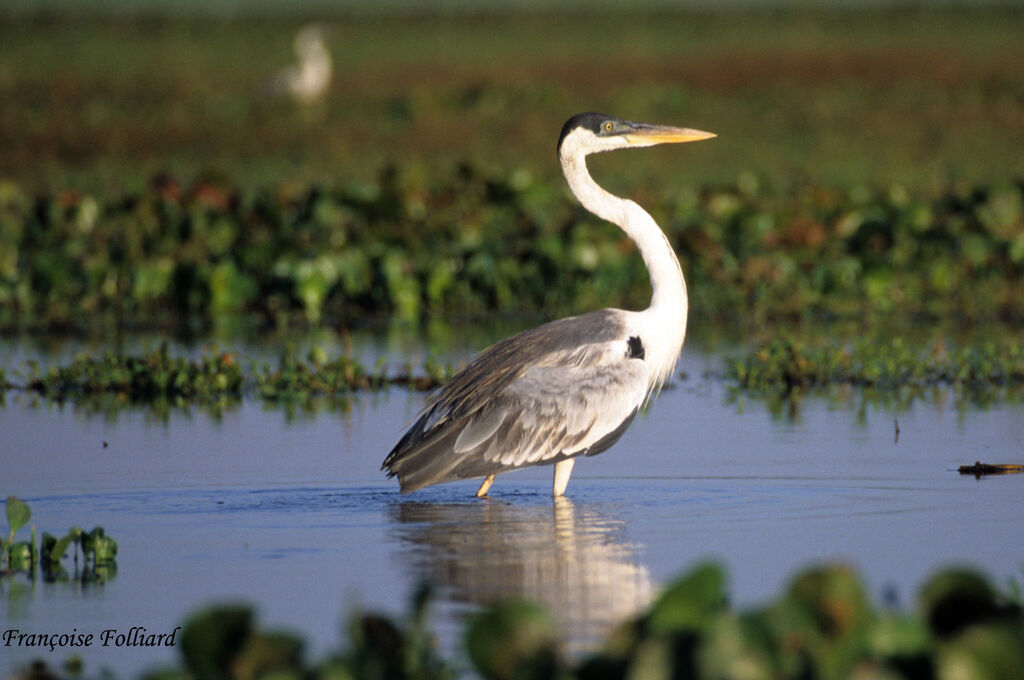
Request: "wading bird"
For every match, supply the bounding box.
[268,24,332,104]
[383,113,715,497]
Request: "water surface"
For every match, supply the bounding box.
[2,348,1022,676]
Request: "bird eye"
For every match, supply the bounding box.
[603,121,614,133]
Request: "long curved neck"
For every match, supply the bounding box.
[559,146,688,390]
[560,149,688,322]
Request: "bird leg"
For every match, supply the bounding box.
[475,474,496,497]
[552,459,575,497]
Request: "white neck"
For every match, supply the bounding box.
[559,134,689,390]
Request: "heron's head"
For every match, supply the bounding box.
[557,112,715,160]
[295,24,329,56]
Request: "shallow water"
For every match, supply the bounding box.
[2,347,1023,677]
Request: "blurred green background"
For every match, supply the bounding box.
[3,3,1023,192]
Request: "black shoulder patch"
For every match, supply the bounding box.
[626,335,645,360]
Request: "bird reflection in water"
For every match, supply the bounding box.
[389,497,653,651]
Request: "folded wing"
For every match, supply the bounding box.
[382,309,650,493]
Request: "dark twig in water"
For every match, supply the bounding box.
[958,461,1024,478]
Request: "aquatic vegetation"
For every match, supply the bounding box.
[3,495,32,570]
[1,496,116,585]
[721,336,1024,419]
[2,346,452,409]
[24,344,244,404]
[255,350,386,400]
[18,562,1024,680]
[727,337,1024,392]
[2,172,1024,331]
[7,337,1024,415]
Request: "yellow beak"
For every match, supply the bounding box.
[625,124,716,145]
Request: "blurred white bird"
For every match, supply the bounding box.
[269,24,332,104]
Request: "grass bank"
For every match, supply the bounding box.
[1,7,1023,194]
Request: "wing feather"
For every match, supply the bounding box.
[453,406,507,454]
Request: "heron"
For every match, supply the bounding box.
[269,24,332,104]
[382,112,715,497]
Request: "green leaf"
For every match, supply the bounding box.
[698,614,777,680]
[349,613,404,668]
[47,532,77,564]
[82,526,118,565]
[41,531,57,559]
[180,606,254,680]
[231,631,304,680]
[645,562,727,634]
[787,564,870,639]
[919,568,1001,638]
[43,561,70,582]
[938,625,1024,680]
[866,614,931,669]
[6,496,30,535]
[465,601,560,680]
[624,638,673,680]
[209,260,258,314]
[8,540,33,570]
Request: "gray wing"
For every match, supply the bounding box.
[382,309,651,493]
